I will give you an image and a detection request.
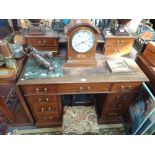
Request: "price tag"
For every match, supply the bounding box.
[81,78,86,82]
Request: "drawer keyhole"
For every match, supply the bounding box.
[39,98,49,103]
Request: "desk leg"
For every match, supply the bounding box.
[0,97,15,123]
[16,86,34,123]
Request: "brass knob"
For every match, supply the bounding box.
[128,85,132,90]
[116,40,120,43]
[121,85,124,90]
[87,86,91,90]
[80,87,83,91]
[36,88,39,93]
[43,40,46,44]
[109,112,117,117]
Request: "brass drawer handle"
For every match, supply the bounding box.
[80,86,91,92]
[36,88,47,93]
[116,40,121,43]
[117,95,127,100]
[39,98,49,103]
[109,112,117,117]
[38,40,46,46]
[43,40,47,44]
[120,85,132,91]
[116,40,124,44]
[114,50,120,54]
[41,107,51,112]
[113,103,122,109]
[43,116,52,120]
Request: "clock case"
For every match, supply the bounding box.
[65,20,99,67]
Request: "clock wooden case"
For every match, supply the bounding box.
[65,19,99,67]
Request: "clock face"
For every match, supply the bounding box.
[71,30,95,53]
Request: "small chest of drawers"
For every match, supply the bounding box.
[102,31,135,56]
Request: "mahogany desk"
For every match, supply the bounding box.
[17,54,148,127]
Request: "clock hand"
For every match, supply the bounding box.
[74,38,93,46]
[74,41,85,46]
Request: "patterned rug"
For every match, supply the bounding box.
[12,124,125,135]
[0,111,8,135]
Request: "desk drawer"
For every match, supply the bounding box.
[105,92,136,103]
[110,82,141,92]
[26,95,57,105]
[56,83,110,94]
[26,95,59,113]
[31,104,58,114]
[105,38,134,47]
[34,113,60,122]
[22,85,55,95]
[27,38,58,47]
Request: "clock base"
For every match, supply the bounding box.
[65,59,97,67]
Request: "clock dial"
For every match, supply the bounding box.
[71,30,95,53]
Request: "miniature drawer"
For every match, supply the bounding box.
[27,38,58,47]
[34,113,60,122]
[22,85,56,95]
[110,82,141,92]
[105,38,134,47]
[103,46,132,56]
[26,95,57,105]
[30,104,58,114]
[56,83,110,94]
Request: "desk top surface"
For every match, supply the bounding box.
[17,54,149,85]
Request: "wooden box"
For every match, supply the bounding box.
[143,42,155,66]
